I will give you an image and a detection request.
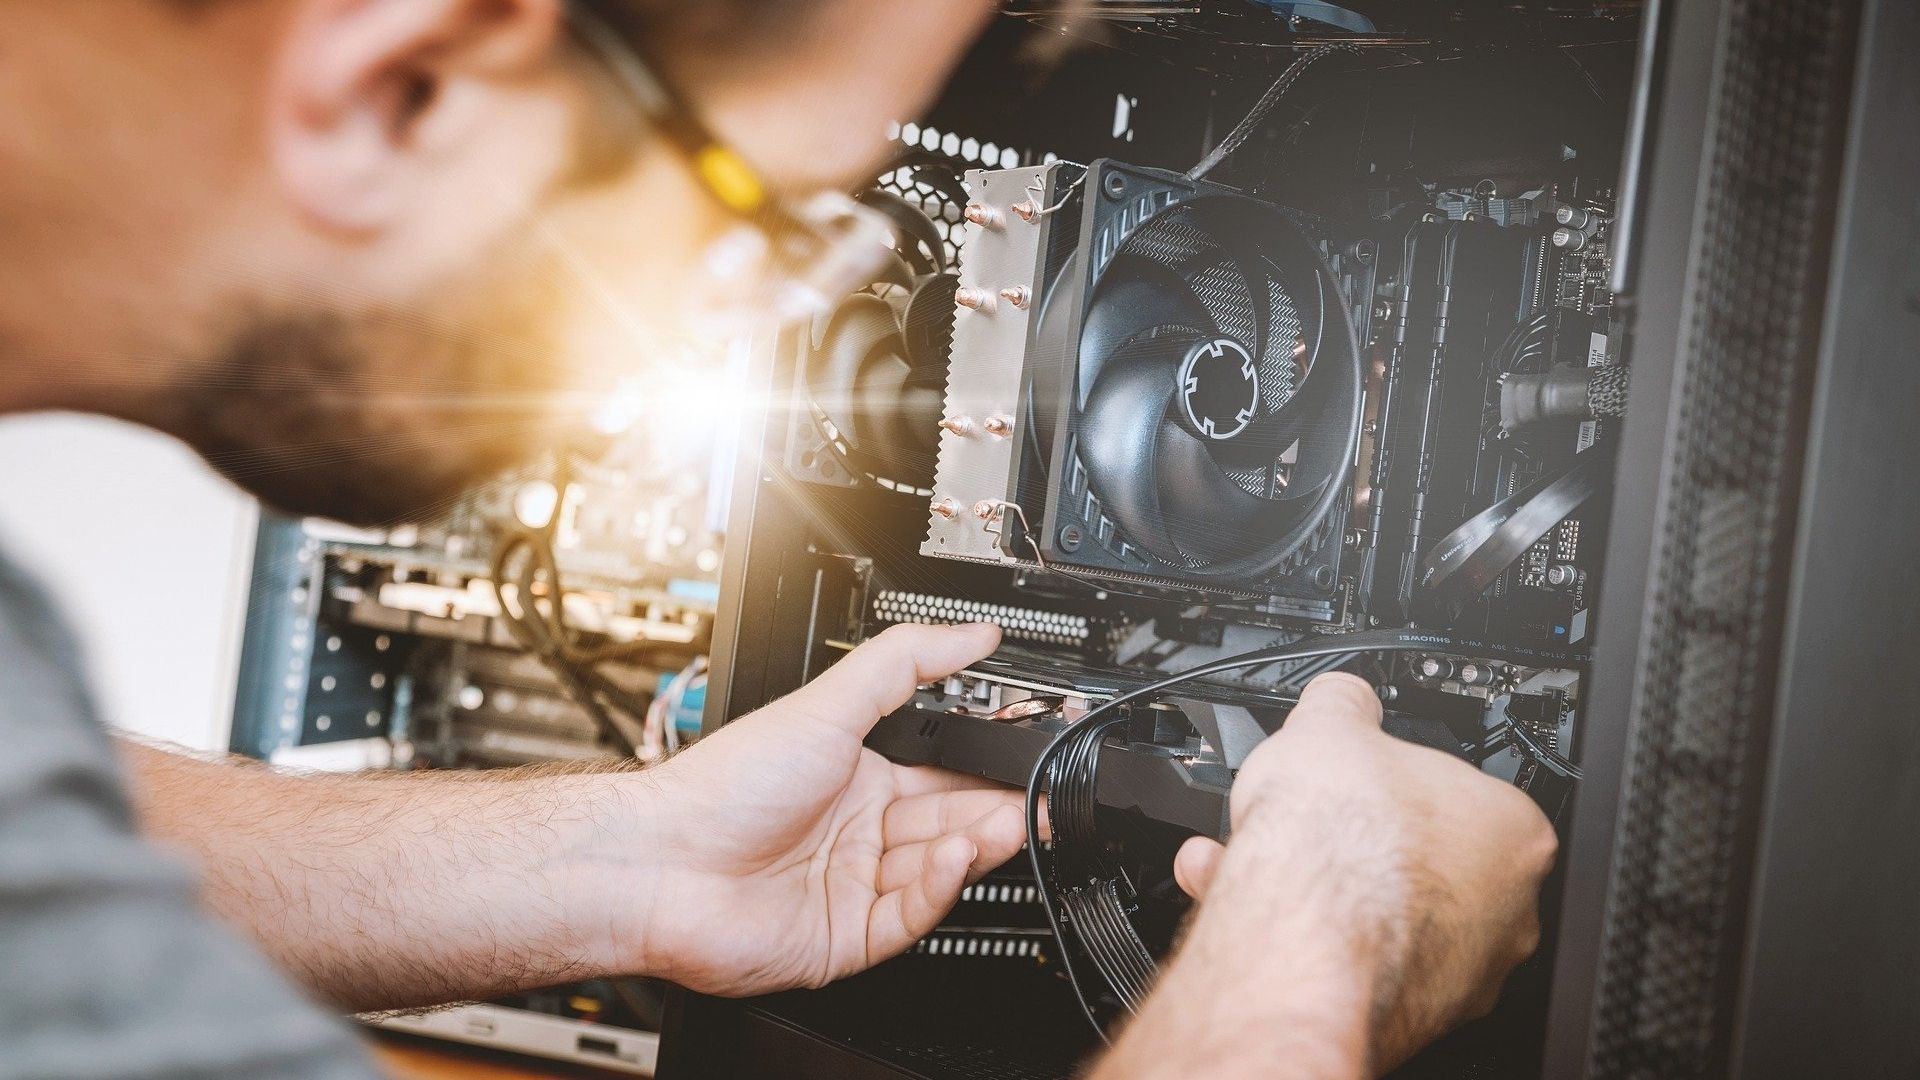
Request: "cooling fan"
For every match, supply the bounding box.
[794,171,962,494]
[1032,163,1365,595]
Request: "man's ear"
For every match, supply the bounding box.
[271,0,565,234]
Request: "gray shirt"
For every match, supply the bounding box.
[0,544,378,1079]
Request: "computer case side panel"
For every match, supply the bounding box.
[1546,0,1877,1075]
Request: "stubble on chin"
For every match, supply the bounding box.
[175,288,582,527]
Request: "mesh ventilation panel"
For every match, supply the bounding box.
[1586,1,1856,1075]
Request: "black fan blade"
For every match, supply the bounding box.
[809,293,901,438]
[812,292,940,481]
[873,250,916,292]
[1234,270,1361,502]
[1077,328,1198,560]
[1202,222,1279,372]
[901,272,959,375]
[854,350,938,470]
[909,166,970,210]
[1079,255,1219,397]
[1152,418,1301,566]
[855,188,944,275]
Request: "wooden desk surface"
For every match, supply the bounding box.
[371,1031,642,1080]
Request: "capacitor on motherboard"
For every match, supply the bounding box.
[1415,656,1499,687]
[1555,204,1596,230]
[1552,226,1589,252]
[1546,563,1582,588]
[1454,663,1499,687]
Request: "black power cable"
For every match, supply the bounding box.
[1415,443,1616,610]
[1505,716,1583,781]
[1493,308,1555,374]
[1187,43,1361,182]
[1025,626,1588,1040]
[483,454,659,757]
[489,529,646,757]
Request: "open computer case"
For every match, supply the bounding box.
[655,1,1920,1078]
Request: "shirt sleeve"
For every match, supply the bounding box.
[0,551,382,1080]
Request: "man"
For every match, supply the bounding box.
[0,2,1556,1078]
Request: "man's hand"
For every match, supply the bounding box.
[1093,673,1558,1080]
[604,622,1027,997]
[124,623,1024,1012]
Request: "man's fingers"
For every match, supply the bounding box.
[788,623,1002,735]
[1285,672,1385,733]
[877,841,934,896]
[1173,836,1225,900]
[882,788,1023,847]
[868,834,976,962]
[877,803,1026,894]
[963,804,1028,879]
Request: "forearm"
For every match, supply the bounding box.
[1088,808,1382,1080]
[119,741,659,1012]
[1091,923,1371,1080]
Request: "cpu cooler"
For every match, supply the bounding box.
[918,161,1365,605]
[1026,162,1366,597]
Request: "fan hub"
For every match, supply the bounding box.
[1178,337,1261,442]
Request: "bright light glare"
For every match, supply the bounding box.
[513,481,560,529]
[591,377,650,437]
[587,339,756,476]
[592,365,745,437]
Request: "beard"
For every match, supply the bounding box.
[176,283,587,527]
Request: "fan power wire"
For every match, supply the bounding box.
[1187,44,1361,182]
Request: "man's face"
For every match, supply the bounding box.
[0,0,996,524]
